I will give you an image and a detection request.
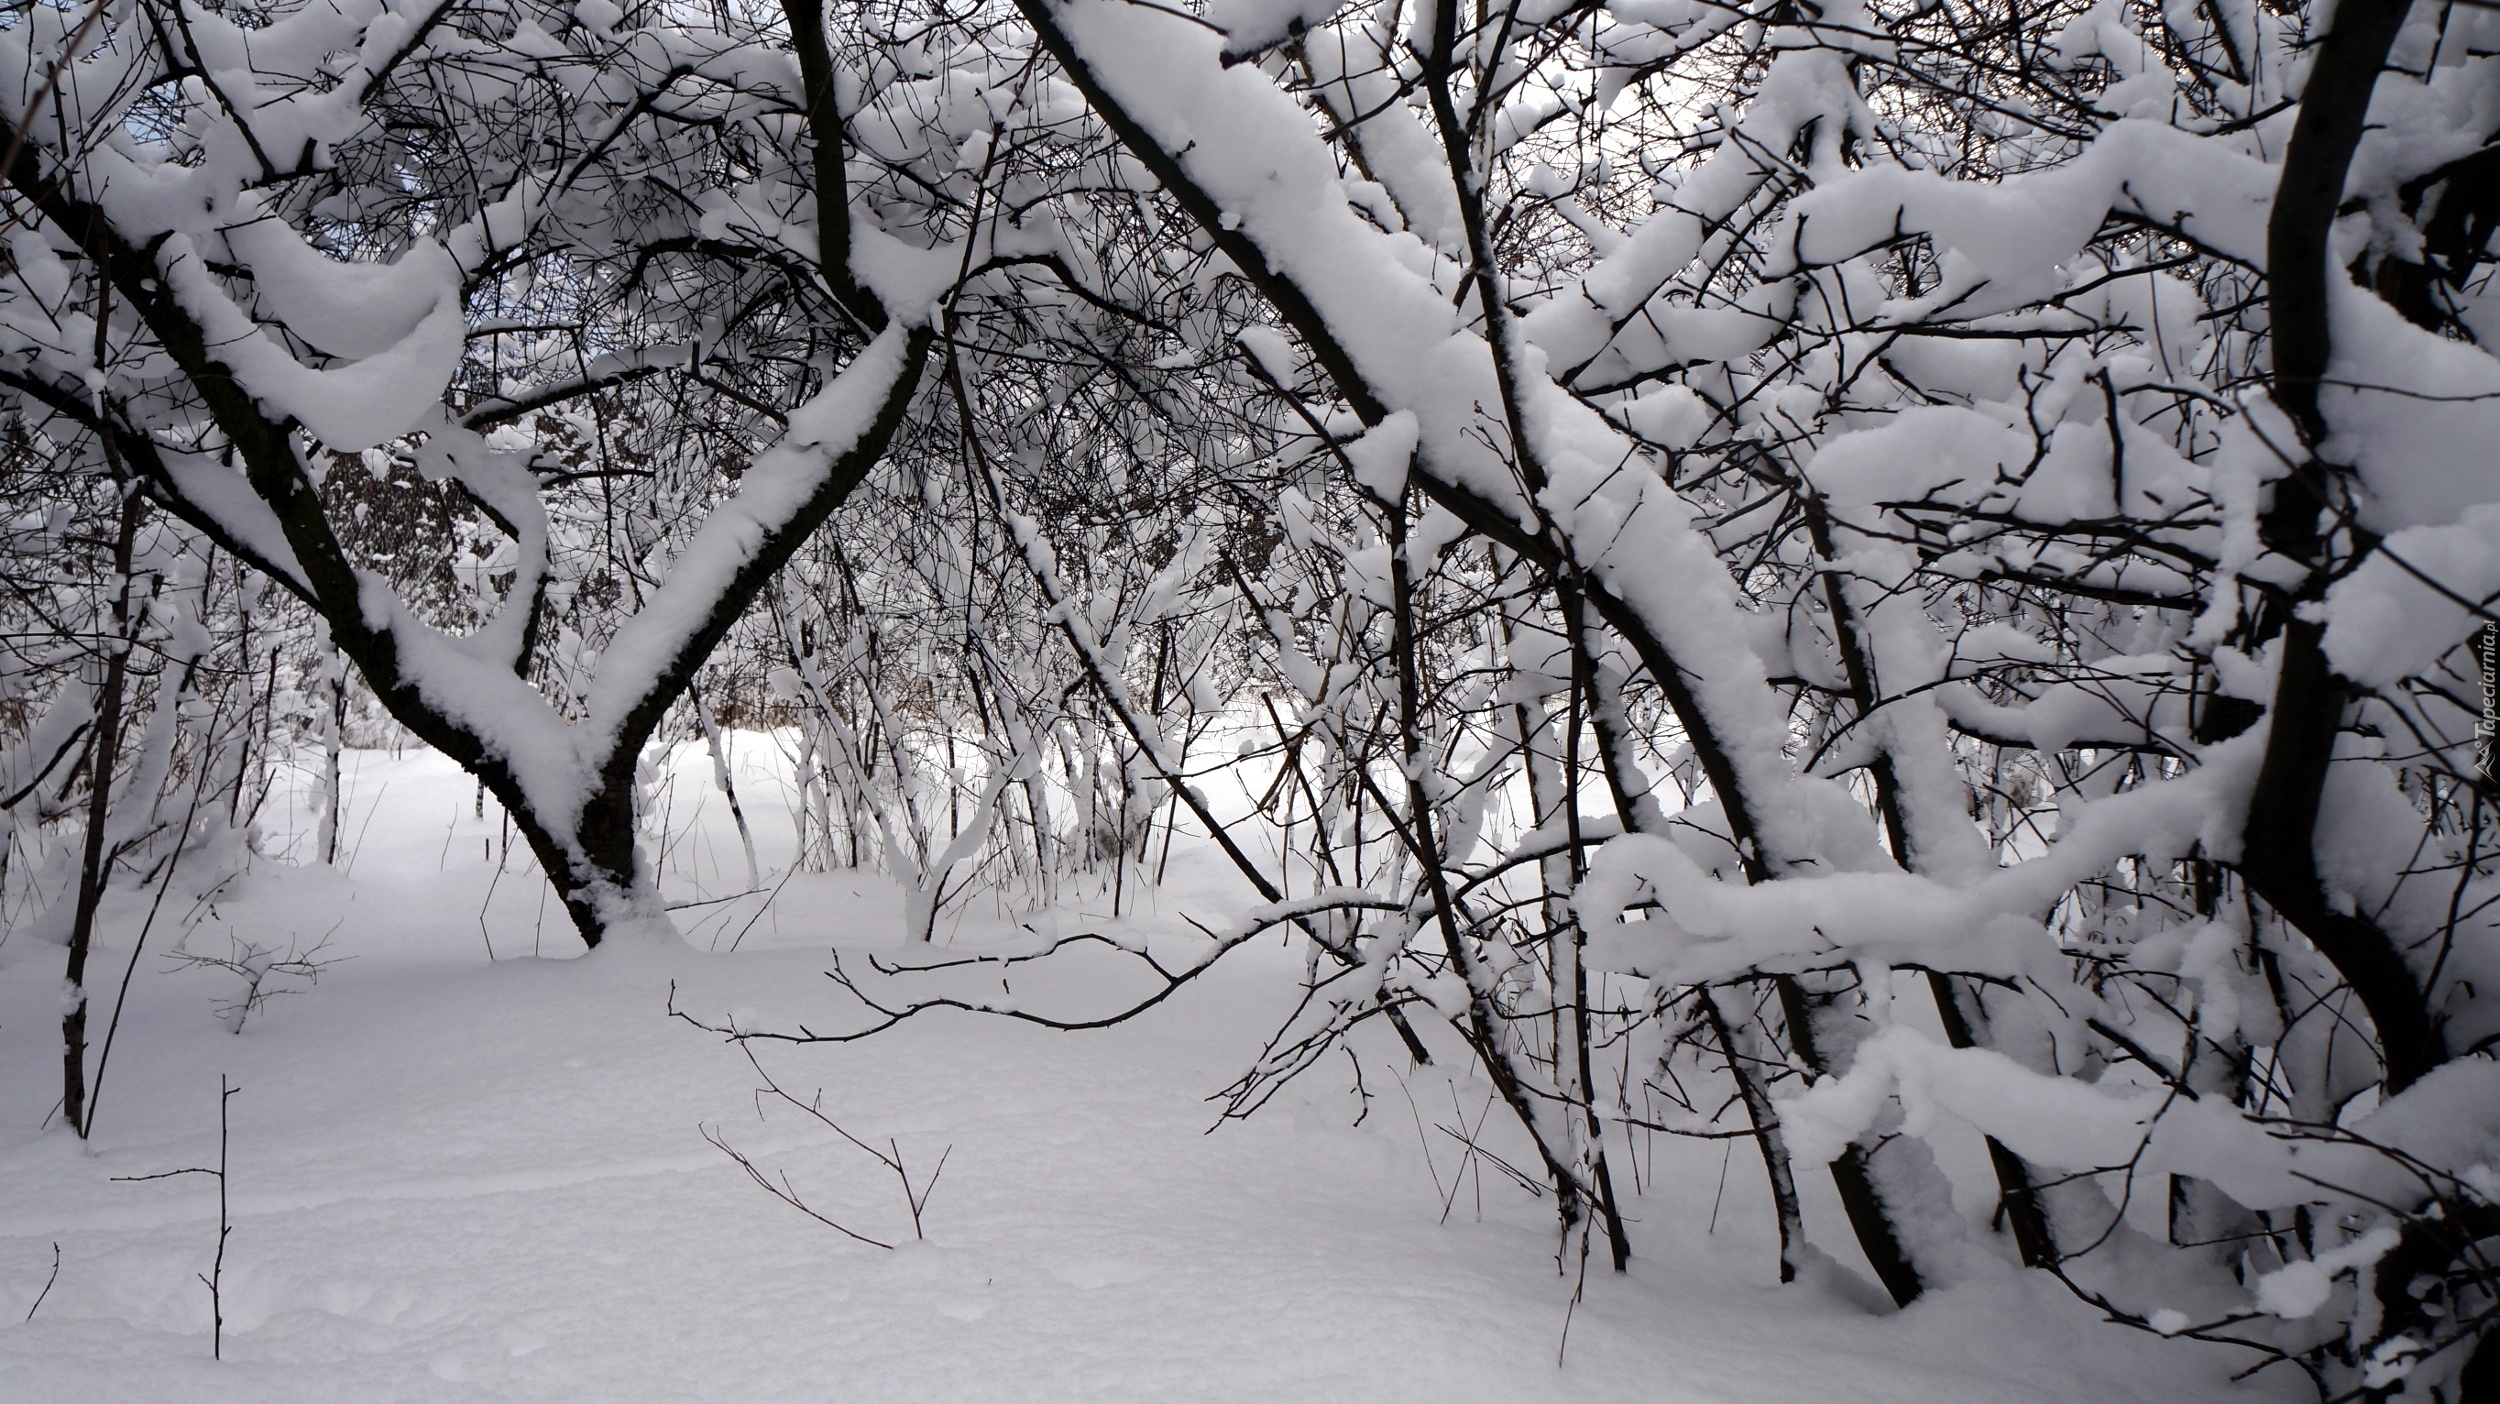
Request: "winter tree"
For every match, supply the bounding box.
[6,0,2500,1396]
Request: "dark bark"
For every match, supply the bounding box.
[2238,619,2444,1090]
[2372,143,2500,336]
[780,0,884,335]
[1558,586,1633,1272]
[2267,0,2416,447]
[1925,971,2058,1269]
[1775,974,1926,1309]
[1384,486,1615,1264]
[1699,986,1807,1284]
[63,489,140,1136]
[2240,0,2442,1091]
[2248,3,2493,1390]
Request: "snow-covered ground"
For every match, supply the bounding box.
[1,744,2277,1401]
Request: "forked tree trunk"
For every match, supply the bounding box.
[0,61,933,949]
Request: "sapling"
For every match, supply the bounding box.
[169,929,346,1033]
[115,1077,239,1359]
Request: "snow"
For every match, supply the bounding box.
[2322,275,2500,533]
[1573,730,2267,985]
[157,229,468,455]
[2251,1227,2399,1319]
[224,216,458,363]
[1777,121,2273,322]
[1207,0,1351,55]
[0,743,2277,1401]
[581,325,922,744]
[2315,503,2500,686]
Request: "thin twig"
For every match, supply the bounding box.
[23,1243,58,1322]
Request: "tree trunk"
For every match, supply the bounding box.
[63,490,140,1136]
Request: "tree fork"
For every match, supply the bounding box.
[2,114,934,948]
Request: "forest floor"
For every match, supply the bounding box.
[0,744,2283,1401]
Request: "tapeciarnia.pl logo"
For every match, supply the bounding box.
[2479,622,2498,786]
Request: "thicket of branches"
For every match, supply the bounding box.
[4,0,2497,1395]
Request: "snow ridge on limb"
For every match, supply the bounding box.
[1773,1025,2500,1295]
[581,325,929,760]
[1770,121,2276,320]
[1520,29,1858,382]
[1573,730,2267,986]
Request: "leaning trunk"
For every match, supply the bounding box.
[63,492,140,1137]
